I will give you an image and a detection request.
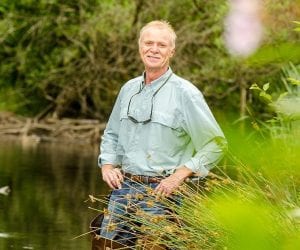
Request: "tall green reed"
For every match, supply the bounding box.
[86,65,300,248]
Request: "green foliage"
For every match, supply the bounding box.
[0,87,28,112]
[0,0,139,118]
[249,63,300,141]
[246,43,300,66]
[250,82,273,102]
[89,133,300,249]
[0,0,299,119]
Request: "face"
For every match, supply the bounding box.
[139,27,175,73]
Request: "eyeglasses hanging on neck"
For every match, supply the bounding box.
[127,73,173,124]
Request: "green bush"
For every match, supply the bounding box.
[0,0,299,119]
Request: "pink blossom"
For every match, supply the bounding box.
[224,0,264,57]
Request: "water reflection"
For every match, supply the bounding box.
[0,139,107,249]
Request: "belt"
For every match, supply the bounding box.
[123,172,162,184]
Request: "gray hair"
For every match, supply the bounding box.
[138,20,177,49]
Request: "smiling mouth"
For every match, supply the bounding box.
[147,55,160,60]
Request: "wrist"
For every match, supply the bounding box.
[173,166,193,181]
[101,164,114,171]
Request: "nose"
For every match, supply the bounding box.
[149,43,159,52]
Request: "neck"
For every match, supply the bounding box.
[145,67,169,84]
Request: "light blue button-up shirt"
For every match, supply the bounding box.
[99,68,226,177]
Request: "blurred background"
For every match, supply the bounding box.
[0,0,299,249]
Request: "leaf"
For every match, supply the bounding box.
[263,83,270,91]
[259,91,272,102]
[249,83,261,91]
[287,78,300,86]
[278,92,288,100]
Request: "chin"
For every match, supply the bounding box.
[146,66,163,71]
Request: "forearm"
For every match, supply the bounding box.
[154,166,192,197]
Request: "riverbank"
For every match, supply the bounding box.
[0,112,106,144]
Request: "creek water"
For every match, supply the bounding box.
[0,139,108,250]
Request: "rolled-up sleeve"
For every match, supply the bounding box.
[182,92,227,177]
[98,88,123,167]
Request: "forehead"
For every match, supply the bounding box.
[140,27,172,44]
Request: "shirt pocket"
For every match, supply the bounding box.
[148,112,187,156]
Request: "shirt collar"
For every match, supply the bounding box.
[142,68,173,92]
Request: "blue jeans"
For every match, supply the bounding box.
[99,180,181,245]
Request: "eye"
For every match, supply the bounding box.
[144,41,153,46]
[158,43,167,48]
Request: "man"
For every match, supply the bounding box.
[97,20,226,248]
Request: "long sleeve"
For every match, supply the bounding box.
[182,92,227,177]
[97,70,227,176]
[98,88,123,167]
